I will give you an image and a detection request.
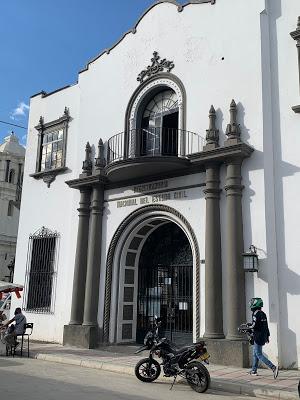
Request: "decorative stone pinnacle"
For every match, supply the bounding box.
[205,105,219,147]
[64,107,70,117]
[95,138,106,170]
[297,16,300,30]
[225,99,241,143]
[229,99,237,123]
[82,142,93,174]
[39,116,44,127]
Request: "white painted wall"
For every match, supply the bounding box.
[12,84,80,343]
[12,0,300,367]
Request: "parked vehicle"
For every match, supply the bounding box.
[134,317,210,393]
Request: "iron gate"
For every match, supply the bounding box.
[137,264,193,344]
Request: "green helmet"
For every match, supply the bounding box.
[249,297,263,310]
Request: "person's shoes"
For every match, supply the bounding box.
[272,365,279,379]
[248,370,258,376]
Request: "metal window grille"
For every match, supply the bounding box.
[23,227,60,314]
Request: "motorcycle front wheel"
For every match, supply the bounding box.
[185,361,210,393]
[135,358,161,382]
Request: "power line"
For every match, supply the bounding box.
[0,120,27,130]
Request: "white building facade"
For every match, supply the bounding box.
[0,133,25,281]
[12,0,300,368]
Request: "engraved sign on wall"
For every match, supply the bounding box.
[117,190,188,208]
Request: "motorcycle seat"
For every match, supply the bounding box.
[172,345,193,355]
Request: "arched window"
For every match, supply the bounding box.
[9,169,15,184]
[141,89,179,156]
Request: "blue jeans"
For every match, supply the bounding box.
[252,342,275,372]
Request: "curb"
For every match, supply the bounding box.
[32,353,298,400]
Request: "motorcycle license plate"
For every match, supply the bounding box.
[198,352,210,361]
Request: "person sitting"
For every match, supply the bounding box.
[1,307,26,348]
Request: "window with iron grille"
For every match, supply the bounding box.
[23,227,60,314]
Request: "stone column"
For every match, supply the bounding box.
[224,159,245,340]
[203,164,224,339]
[69,189,91,325]
[82,184,104,327]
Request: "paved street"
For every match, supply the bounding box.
[0,358,255,400]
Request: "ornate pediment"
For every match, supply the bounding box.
[30,226,59,238]
[137,52,175,83]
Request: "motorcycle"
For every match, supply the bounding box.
[134,317,211,393]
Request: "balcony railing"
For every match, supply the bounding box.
[107,128,205,165]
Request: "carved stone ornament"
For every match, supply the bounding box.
[82,142,93,175]
[225,99,241,144]
[204,105,219,149]
[95,138,106,171]
[30,226,59,239]
[43,173,56,188]
[137,51,175,83]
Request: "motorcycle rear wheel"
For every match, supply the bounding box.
[135,358,161,383]
[185,361,210,393]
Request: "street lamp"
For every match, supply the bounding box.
[243,245,259,272]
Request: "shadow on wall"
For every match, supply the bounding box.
[265,0,300,369]
[243,148,300,370]
[243,0,300,369]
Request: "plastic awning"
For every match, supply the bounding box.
[0,281,23,299]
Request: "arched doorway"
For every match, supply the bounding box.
[137,222,193,344]
[103,205,200,345]
[141,89,179,156]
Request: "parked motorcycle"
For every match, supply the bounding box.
[134,317,210,393]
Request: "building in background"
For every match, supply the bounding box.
[11,0,300,368]
[0,132,25,281]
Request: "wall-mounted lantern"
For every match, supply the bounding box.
[243,245,259,272]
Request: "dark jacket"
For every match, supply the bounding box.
[249,309,270,346]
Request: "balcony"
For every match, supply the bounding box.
[105,128,205,183]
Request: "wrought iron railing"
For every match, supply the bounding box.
[106,128,205,165]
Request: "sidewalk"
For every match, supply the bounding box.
[16,342,300,399]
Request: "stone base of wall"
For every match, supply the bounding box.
[63,325,101,349]
[201,338,250,368]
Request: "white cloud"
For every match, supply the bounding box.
[10,102,29,120]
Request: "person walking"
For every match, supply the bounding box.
[248,298,278,378]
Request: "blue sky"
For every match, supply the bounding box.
[0,0,165,146]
